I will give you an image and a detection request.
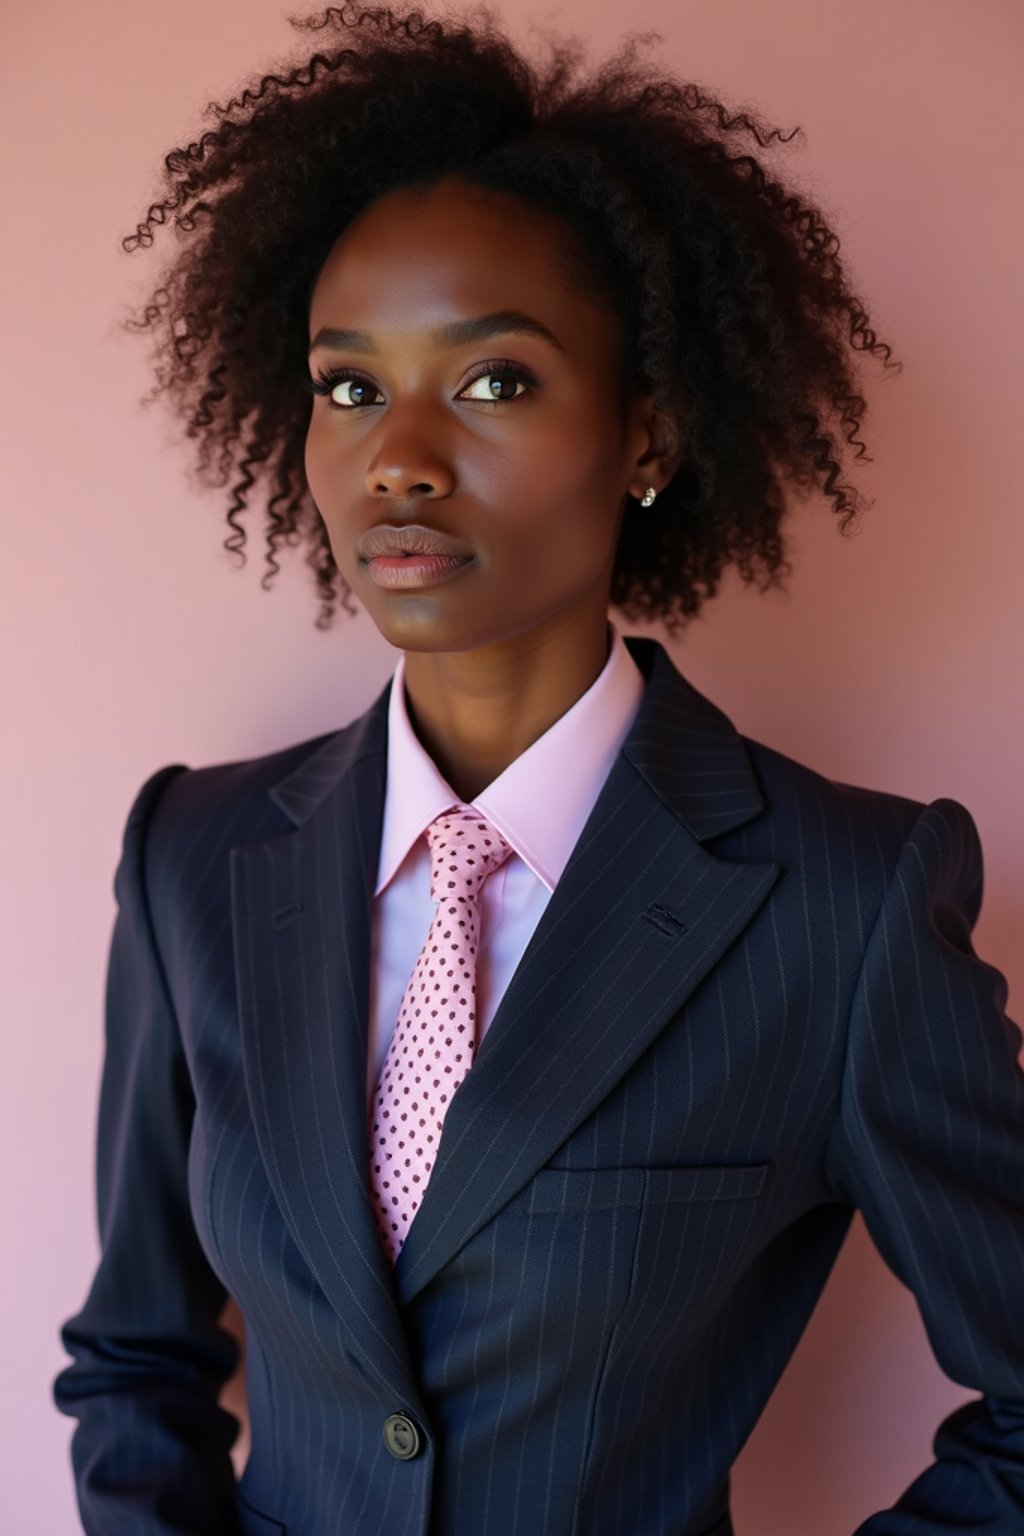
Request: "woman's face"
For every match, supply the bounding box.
[305,175,661,657]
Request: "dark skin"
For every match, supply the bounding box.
[305,176,679,802]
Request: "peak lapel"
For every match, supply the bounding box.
[230,683,421,1398]
[392,637,780,1305]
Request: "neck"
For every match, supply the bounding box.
[401,616,612,803]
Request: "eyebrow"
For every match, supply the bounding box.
[307,308,565,358]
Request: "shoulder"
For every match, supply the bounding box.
[729,732,981,918]
[645,641,939,879]
[126,728,339,847]
[114,718,364,926]
[744,732,924,845]
[695,730,988,988]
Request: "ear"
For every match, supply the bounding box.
[624,395,684,503]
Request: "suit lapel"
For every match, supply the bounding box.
[392,639,780,1302]
[230,694,419,1397]
[231,638,779,1350]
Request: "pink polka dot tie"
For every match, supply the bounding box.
[369,805,514,1266]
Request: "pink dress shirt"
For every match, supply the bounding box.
[366,619,646,1106]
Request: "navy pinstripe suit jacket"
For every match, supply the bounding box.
[54,634,1024,1536]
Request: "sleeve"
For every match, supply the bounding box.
[823,797,1024,1534]
[52,764,244,1536]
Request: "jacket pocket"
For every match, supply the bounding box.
[234,1486,287,1534]
[522,1161,771,1214]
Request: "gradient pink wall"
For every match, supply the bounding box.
[4,2,1021,1531]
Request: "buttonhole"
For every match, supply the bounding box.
[643,902,687,937]
[273,901,305,930]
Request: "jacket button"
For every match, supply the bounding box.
[383,1412,421,1460]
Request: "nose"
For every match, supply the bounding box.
[364,419,456,499]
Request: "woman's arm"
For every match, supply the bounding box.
[53,765,243,1536]
[825,797,1024,1532]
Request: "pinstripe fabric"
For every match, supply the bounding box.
[53,635,1024,1536]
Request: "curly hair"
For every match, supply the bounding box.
[120,0,900,634]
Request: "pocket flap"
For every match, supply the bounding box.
[523,1161,771,1213]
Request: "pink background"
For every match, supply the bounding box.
[4,2,1021,1531]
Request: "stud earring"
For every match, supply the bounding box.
[640,486,658,507]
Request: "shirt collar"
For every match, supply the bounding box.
[375,618,646,896]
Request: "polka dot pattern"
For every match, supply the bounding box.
[368,804,513,1266]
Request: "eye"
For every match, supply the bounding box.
[304,358,538,410]
[305,368,382,409]
[458,362,537,403]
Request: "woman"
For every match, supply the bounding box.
[52,5,1024,1534]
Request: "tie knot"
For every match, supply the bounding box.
[425,806,513,904]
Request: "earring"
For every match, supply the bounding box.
[640,486,658,507]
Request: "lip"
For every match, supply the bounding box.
[365,553,475,590]
[358,522,474,560]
